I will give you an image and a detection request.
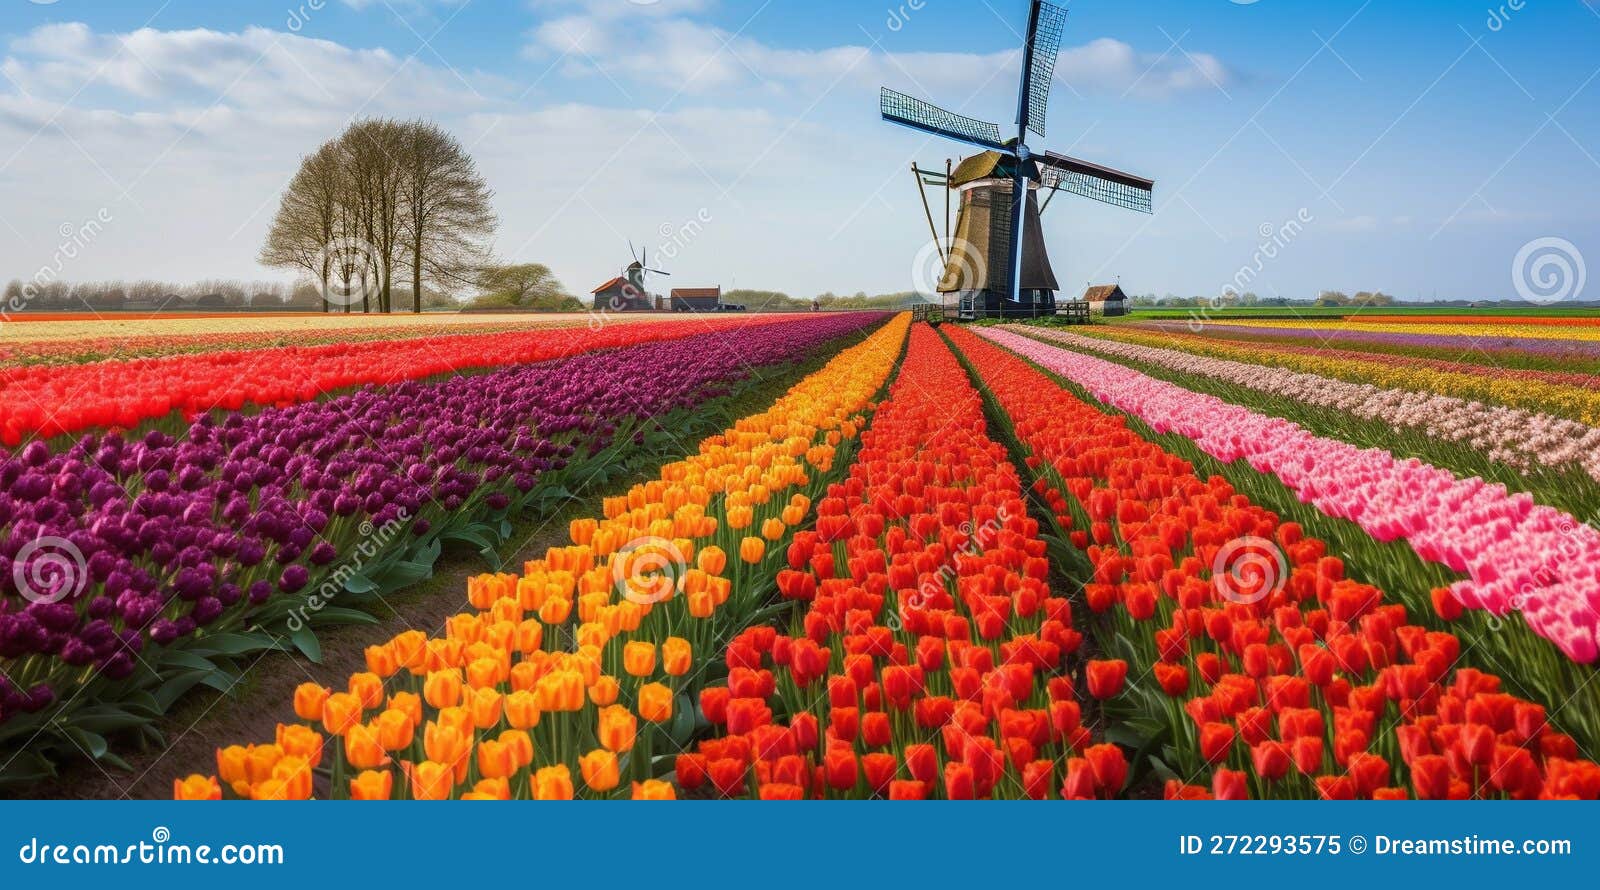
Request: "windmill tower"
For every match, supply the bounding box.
[882,0,1154,320]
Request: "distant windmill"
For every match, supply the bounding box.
[625,240,671,295]
[591,240,672,311]
[881,0,1154,320]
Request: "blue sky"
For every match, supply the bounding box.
[1,0,1597,302]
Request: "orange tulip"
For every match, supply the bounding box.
[365,643,399,678]
[504,690,542,729]
[517,619,544,653]
[761,517,785,541]
[697,546,727,576]
[536,669,585,712]
[349,671,384,710]
[423,722,471,780]
[321,692,363,736]
[468,686,503,730]
[661,638,692,677]
[424,669,463,710]
[387,691,424,727]
[244,744,283,784]
[349,769,394,800]
[687,589,716,619]
[638,682,673,723]
[631,779,677,800]
[216,744,252,794]
[466,777,511,800]
[498,729,535,768]
[293,683,331,722]
[740,536,766,564]
[409,760,456,800]
[535,765,575,800]
[589,675,620,706]
[435,706,473,744]
[598,704,637,752]
[344,723,388,770]
[391,629,429,674]
[477,739,518,780]
[275,723,324,767]
[270,755,314,800]
[623,641,657,677]
[374,708,415,751]
[466,657,502,690]
[538,595,572,625]
[173,774,221,801]
[579,749,620,792]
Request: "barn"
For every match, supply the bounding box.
[591,276,652,311]
[670,286,722,313]
[1083,284,1128,317]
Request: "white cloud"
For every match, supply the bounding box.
[525,10,1233,100]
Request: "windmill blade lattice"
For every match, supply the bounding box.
[1021,1,1068,138]
[880,88,1009,152]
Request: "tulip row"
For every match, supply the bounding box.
[0,313,797,444]
[946,325,1600,800]
[1110,324,1600,424]
[1217,319,1600,344]
[171,315,912,799]
[670,325,1126,800]
[0,315,607,367]
[1013,325,1600,492]
[978,325,1600,667]
[2,313,883,783]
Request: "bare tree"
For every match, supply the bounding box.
[260,140,343,311]
[398,120,496,313]
[260,117,498,314]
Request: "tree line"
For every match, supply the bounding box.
[260,118,498,313]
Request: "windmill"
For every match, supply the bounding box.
[881,0,1154,320]
[625,240,671,296]
[593,240,671,311]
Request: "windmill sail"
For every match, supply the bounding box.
[1019,1,1068,137]
[1037,152,1154,214]
[880,89,1010,153]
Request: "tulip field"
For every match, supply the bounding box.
[3,310,1598,800]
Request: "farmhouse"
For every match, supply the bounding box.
[670,286,722,312]
[591,276,652,311]
[1083,284,1128,317]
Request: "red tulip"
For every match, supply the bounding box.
[1250,741,1290,782]
[1200,722,1236,765]
[1085,659,1127,700]
[1083,744,1128,793]
[1212,768,1248,800]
